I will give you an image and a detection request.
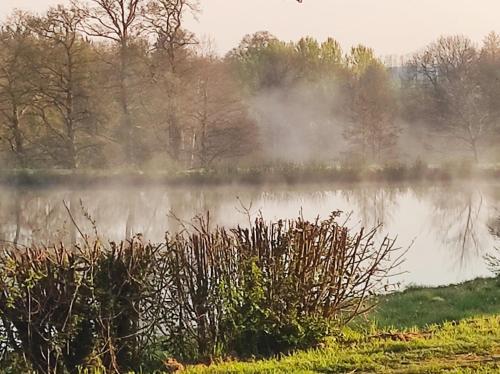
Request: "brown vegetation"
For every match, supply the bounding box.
[0,212,401,372]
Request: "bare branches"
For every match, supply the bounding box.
[75,0,145,44]
[0,211,402,368]
[142,0,198,55]
[407,35,497,162]
[162,211,402,359]
[185,59,258,168]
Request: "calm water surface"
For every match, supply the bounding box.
[1,181,499,287]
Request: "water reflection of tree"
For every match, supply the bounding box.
[0,188,73,246]
[0,186,246,246]
[0,189,24,245]
[341,185,401,229]
[3,184,495,262]
[484,214,500,274]
[429,186,489,268]
[490,215,500,238]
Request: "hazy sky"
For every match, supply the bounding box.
[1,0,499,57]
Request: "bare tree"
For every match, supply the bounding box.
[186,58,258,168]
[408,36,496,162]
[75,0,145,165]
[74,0,199,166]
[478,32,500,142]
[0,13,38,168]
[143,0,198,70]
[28,5,99,169]
[145,0,198,163]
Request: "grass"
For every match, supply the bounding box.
[184,278,500,374]
[367,277,500,329]
[185,316,500,373]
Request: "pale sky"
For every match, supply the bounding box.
[1,0,499,57]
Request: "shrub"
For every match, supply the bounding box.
[0,246,95,373]
[164,213,400,360]
[0,212,401,372]
[0,238,169,373]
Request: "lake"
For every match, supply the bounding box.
[0,181,499,287]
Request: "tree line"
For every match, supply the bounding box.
[0,0,254,170]
[0,1,499,171]
[229,31,500,164]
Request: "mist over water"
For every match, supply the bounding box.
[0,181,498,287]
[250,82,346,162]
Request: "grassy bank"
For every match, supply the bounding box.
[1,162,499,188]
[186,316,500,373]
[186,278,500,374]
[2,278,499,373]
[368,277,500,329]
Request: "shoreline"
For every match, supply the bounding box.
[186,277,500,373]
[0,165,499,188]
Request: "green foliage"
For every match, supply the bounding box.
[345,54,400,163]
[229,31,347,92]
[220,258,333,358]
[2,5,500,172]
[348,44,378,75]
[2,274,500,373]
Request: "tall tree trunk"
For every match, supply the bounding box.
[199,82,209,168]
[190,132,197,169]
[66,50,77,169]
[168,106,181,162]
[119,44,134,166]
[11,105,27,168]
[13,191,21,246]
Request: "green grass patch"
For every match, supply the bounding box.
[184,278,500,374]
[185,316,500,373]
[367,277,500,329]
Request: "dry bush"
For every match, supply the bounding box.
[162,211,402,360]
[0,211,402,372]
[0,238,169,373]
